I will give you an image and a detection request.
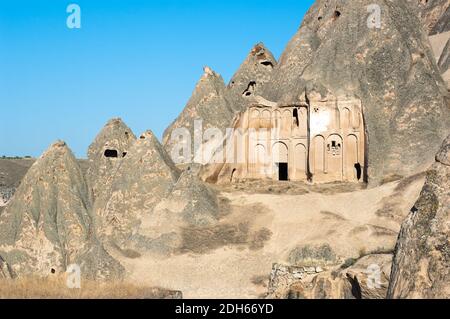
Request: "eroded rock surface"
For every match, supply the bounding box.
[86,118,136,203]
[416,0,450,35]
[163,67,234,159]
[268,254,392,299]
[388,135,450,299]
[259,0,450,185]
[94,131,180,252]
[0,141,124,280]
[154,167,220,228]
[226,43,277,112]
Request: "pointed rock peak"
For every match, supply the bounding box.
[0,141,124,280]
[40,140,73,159]
[200,66,225,86]
[97,117,134,138]
[203,66,218,77]
[86,118,136,202]
[249,42,277,67]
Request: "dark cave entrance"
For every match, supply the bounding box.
[104,149,119,158]
[278,163,289,181]
[354,163,362,181]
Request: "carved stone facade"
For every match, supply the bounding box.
[211,98,366,184]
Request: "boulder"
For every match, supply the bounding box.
[388,135,450,299]
[0,141,124,280]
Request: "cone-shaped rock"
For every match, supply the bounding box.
[388,135,450,299]
[226,43,277,112]
[163,67,234,158]
[0,141,124,279]
[261,0,450,185]
[86,118,136,203]
[154,167,219,227]
[95,131,180,250]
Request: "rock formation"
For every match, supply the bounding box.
[416,0,450,35]
[153,167,219,228]
[0,255,15,279]
[269,254,392,299]
[0,141,124,280]
[388,135,450,299]
[254,0,450,185]
[163,67,234,160]
[94,131,180,252]
[86,118,136,203]
[226,43,277,112]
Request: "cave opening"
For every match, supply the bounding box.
[354,163,362,181]
[104,149,119,158]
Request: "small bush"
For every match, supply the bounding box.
[288,244,337,266]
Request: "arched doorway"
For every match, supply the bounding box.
[312,135,325,177]
[346,135,360,181]
[326,134,343,181]
[294,144,307,181]
[272,142,289,181]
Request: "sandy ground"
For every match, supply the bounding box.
[115,176,425,299]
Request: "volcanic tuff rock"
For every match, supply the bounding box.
[416,0,450,35]
[86,118,136,203]
[388,135,450,299]
[259,0,450,185]
[269,254,392,299]
[94,131,180,252]
[0,255,15,279]
[439,38,450,74]
[226,43,277,113]
[0,141,124,280]
[163,67,234,159]
[153,167,220,228]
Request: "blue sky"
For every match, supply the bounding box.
[0,0,314,158]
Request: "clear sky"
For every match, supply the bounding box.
[0,0,315,158]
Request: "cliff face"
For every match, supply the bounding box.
[388,135,450,299]
[259,0,450,185]
[0,141,124,280]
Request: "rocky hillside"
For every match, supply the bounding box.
[388,135,450,299]
[0,141,124,280]
[257,0,449,185]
